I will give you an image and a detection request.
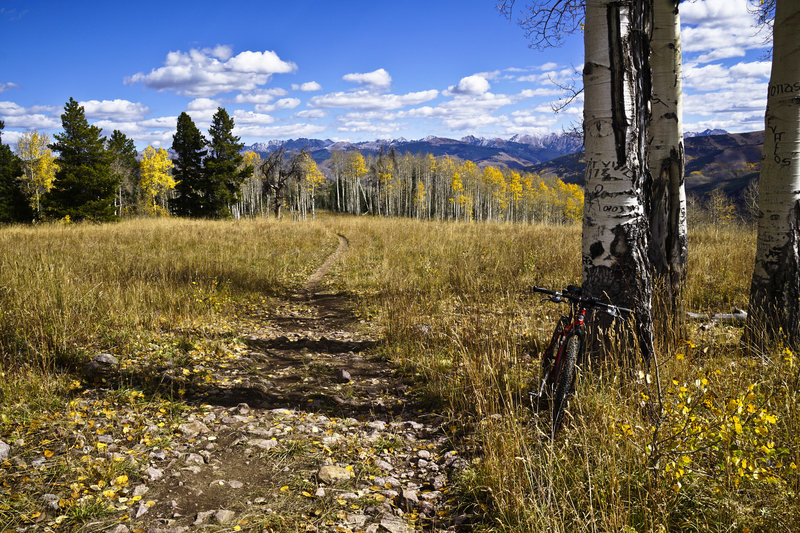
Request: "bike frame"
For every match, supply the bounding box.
[530,285,631,405]
[536,300,587,400]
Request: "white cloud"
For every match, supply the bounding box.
[140,116,177,128]
[397,92,516,131]
[80,99,150,120]
[337,119,402,134]
[310,89,438,111]
[126,46,297,97]
[185,98,220,123]
[254,97,302,113]
[296,109,327,119]
[680,0,768,63]
[0,100,26,116]
[234,88,288,104]
[0,82,20,93]
[342,68,392,91]
[234,123,327,139]
[186,97,220,112]
[519,87,563,98]
[0,101,60,130]
[1,113,60,130]
[683,61,770,92]
[206,44,234,61]
[1,129,23,145]
[233,110,275,125]
[449,75,490,96]
[293,81,322,92]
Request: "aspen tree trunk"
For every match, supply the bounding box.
[582,0,655,363]
[648,0,688,341]
[746,0,800,351]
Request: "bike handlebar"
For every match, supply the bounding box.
[533,285,633,315]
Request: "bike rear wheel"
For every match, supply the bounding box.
[551,334,580,434]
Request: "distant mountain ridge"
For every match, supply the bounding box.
[529,130,763,200]
[245,132,585,169]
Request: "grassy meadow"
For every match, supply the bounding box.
[1,215,797,532]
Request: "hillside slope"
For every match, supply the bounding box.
[530,131,764,199]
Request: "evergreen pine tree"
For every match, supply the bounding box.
[45,97,118,222]
[204,107,249,218]
[107,130,140,216]
[0,120,34,223]
[171,112,207,217]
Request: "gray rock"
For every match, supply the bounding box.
[145,466,164,480]
[135,501,150,518]
[384,476,401,487]
[150,449,167,461]
[337,369,352,383]
[346,513,368,527]
[417,450,431,460]
[215,509,236,524]
[368,420,387,431]
[374,459,394,471]
[41,493,60,510]
[401,489,419,507]
[185,453,205,465]
[194,510,215,525]
[249,438,278,449]
[380,514,412,533]
[84,353,119,378]
[419,500,435,515]
[315,487,326,498]
[229,480,244,489]
[318,465,352,484]
[109,525,130,533]
[0,440,9,460]
[178,421,210,438]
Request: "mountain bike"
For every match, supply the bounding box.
[531,285,632,435]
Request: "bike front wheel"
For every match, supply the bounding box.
[551,334,580,435]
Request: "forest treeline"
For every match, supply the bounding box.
[1,98,584,225]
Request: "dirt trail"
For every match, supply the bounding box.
[129,232,466,532]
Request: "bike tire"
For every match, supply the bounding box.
[551,334,580,435]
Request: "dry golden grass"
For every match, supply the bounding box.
[0,217,335,372]
[1,215,796,532]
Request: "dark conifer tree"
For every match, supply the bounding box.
[106,130,140,216]
[204,107,250,218]
[0,120,34,223]
[171,112,207,217]
[45,98,118,222]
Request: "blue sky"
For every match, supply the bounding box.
[0,0,771,149]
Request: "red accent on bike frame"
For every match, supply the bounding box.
[576,309,586,326]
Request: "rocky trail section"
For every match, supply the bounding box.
[0,232,467,533]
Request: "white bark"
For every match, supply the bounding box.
[747,0,800,349]
[648,0,688,333]
[582,0,654,362]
